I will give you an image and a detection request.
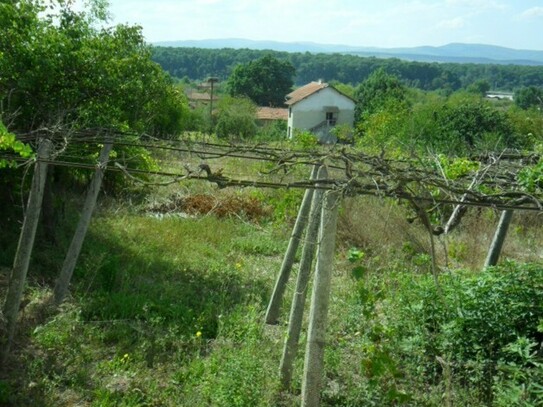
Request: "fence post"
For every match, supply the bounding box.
[301,187,341,407]
[279,166,327,390]
[484,209,514,268]
[265,165,320,325]
[53,142,113,304]
[2,139,52,360]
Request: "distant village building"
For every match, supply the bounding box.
[485,91,514,101]
[285,81,356,143]
[256,107,288,125]
[185,89,219,109]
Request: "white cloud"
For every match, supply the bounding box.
[445,0,505,10]
[104,0,543,50]
[518,7,543,20]
[194,0,222,4]
[438,17,466,29]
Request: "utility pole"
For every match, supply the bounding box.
[206,77,219,133]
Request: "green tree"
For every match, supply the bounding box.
[358,91,522,156]
[441,94,514,149]
[0,0,191,245]
[214,96,257,140]
[467,79,491,96]
[0,0,188,137]
[354,69,408,120]
[356,105,411,154]
[329,81,356,99]
[515,86,543,110]
[507,106,543,147]
[227,55,295,107]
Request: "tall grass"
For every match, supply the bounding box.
[2,179,543,406]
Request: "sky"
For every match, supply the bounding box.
[105,0,543,50]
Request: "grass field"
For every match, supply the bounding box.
[1,147,543,406]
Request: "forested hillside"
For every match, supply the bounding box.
[155,39,543,65]
[152,46,543,91]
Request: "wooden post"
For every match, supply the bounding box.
[53,142,113,304]
[301,187,341,407]
[265,166,319,325]
[484,209,514,268]
[279,166,326,389]
[2,139,52,360]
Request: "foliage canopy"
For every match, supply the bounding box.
[226,55,295,107]
[152,46,543,91]
[0,0,189,137]
[215,96,257,140]
[515,86,543,110]
[355,68,409,120]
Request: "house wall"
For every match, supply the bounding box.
[287,87,355,140]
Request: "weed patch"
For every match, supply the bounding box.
[146,191,272,222]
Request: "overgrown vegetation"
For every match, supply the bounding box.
[2,191,543,406]
[2,1,543,406]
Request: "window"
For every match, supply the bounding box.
[326,112,336,126]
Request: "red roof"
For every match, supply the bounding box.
[285,81,328,106]
[256,107,288,121]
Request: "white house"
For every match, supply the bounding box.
[285,81,356,143]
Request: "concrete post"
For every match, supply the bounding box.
[2,139,52,360]
[53,142,113,304]
[279,166,327,389]
[265,166,320,325]
[301,187,341,407]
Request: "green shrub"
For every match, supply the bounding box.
[390,262,543,403]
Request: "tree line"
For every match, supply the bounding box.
[152,46,543,91]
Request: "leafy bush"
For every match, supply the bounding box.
[515,86,543,110]
[518,159,543,192]
[389,262,543,403]
[357,91,525,156]
[215,96,257,140]
[255,120,287,142]
[290,130,318,149]
[0,122,34,168]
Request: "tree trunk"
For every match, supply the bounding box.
[484,209,514,268]
[279,166,326,390]
[53,142,113,304]
[2,139,52,360]
[301,187,341,407]
[265,165,319,325]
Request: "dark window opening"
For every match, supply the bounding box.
[326,112,337,126]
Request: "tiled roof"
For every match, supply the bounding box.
[186,89,219,102]
[188,92,218,102]
[285,81,328,105]
[256,107,288,121]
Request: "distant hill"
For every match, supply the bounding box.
[154,39,543,66]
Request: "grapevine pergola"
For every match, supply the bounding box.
[3,131,543,405]
[6,131,543,211]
